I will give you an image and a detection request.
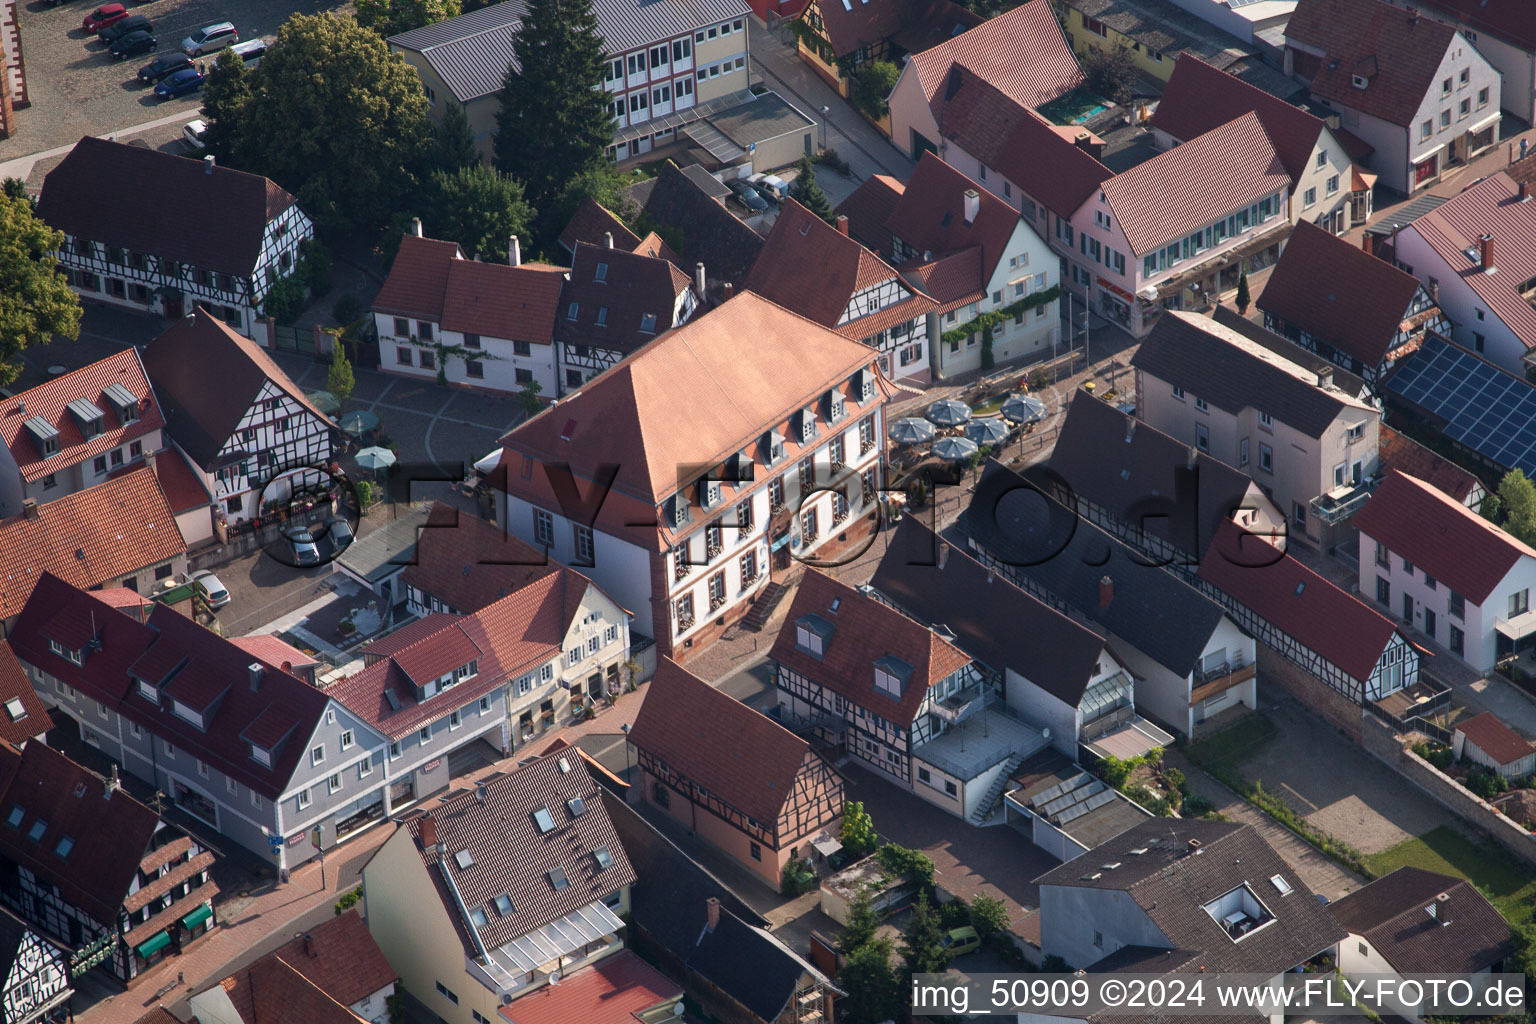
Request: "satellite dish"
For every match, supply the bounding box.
[674,1003,686,1017]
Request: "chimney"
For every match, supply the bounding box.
[203,155,215,175]
[248,662,264,691]
[1479,233,1495,273]
[105,764,120,799]
[410,216,423,237]
[604,231,614,249]
[706,896,721,932]
[303,934,316,957]
[1316,366,1334,388]
[143,449,157,473]
[836,214,850,236]
[1099,575,1113,609]
[1408,6,1420,25]
[1361,231,1374,256]
[1188,838,1203,854]
[694,262,707,296]
[962,189,980,225]
[20,497,38,520]
[15,400,22,414]
[1521,180,1531,202]
[509,235,522,267]
[420,814,438,853]
[723,282,734,300]
[475,783,488,804]
[938,542,951,569]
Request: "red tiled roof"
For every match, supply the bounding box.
[500,291,887,504]
[769,568,972,727]
[1377,426,1482,506]
[938,70,1112,220]
[362,613,462,659]
[1101,112,1291,255]
[810,0,977,59]
[8,575,330,799]
[631,231,684,267]
[1284,0,1459,127]
[0,740,160,924]
[263,910,398,1007]
[109,447,212,515]
[746,200,934,335]
[559,198,642,257]
[372,235,464,320]
[886,152,1020,290]
[442,260,567,346]
[131,1010,184,1024]
[401,753,636,957]
[0,641,50,747]
[1406,172,1536,351]
[835,174,905,258]
[231,634,319,671]
[1416,0,1536,50]
[219,954,366,1024]
[0,349,163,481]
[900,248,986,310]
[1455,711,1535,766]
[1199,519,1401,684]
[1257,220,1426,367]
[906,0,1082,121]
[0,467,186,622]
[1150,55,1327,183]
[500,949,682,1024]
[1354,470,1535,604]
[628,659,815,825]
[90,587,154,615]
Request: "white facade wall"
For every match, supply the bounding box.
[207,381,333,524]
[373,312,561,396]
[606,15,750,159]
[887,65,941,160]
[1392,227,1529,373]
[23,426,165,504]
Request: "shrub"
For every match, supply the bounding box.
[1414,741,1454,771]
[938,896,972,929]
[335,884,363,915]
[970,894,1010,941]
[1182,793,1215,817]
[301,238,333,294]
[841,800,879,859]
[1164,766,1188,795]
[1099,755,1133,788]
[263,276,307,324]
[781,858,817,896]
[1465,767,1508,800]
[332,293,363,325]
[1028,369,1049,391]
[815,148,852,177]
[876,843,936,893]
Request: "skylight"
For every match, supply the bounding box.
[548,867,570,890]
[494,894,514,916]
[4,698,25,721]
[26,818,47,842]
[56,836,75,860]
[567,797,586,818]
[454,849,475,870]
[594,847,614,870]
[5,805,22,828]
[533,806,557,833]
[470,907,488,927]
[1271,874,1293,896]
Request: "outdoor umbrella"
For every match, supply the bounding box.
[925,399,973,428]
[932,436,979,461]
[305,390,340,415]
[355,446,397,481]
[964,417,1010,446]
[338,409,381,436]
[889,417,937,445]
[1001,394,1048,424]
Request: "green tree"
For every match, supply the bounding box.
[2,179,28,202]
[356,0,462,37]
[900,891,949,978]
[493,0,614,210]
[516,380,544,416]
[789,157,835,226]
[850,60,900,120]
[981,323,995,370]
[198,48,255,165]
[218,14,435,236]
[427,165,534,263]
[0,192,82,386]
[539,162,637,248]
[327,341,356,403]
[841,889,880,954]
[1482,491,1504,523]
[840,800,878,859]
[969,894,1010,942]
[1081,45,1139,106]
[840,938,901,1024]
[1235,267,1251,312]
[1500,469,1536,546]
[434,100,481,172]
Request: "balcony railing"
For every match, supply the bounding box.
[930,683,988,725]
[1192,660,1257,686]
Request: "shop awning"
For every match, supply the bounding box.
[180,903,213,930]
[135,931,171,958]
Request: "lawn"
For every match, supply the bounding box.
[1185,714,1277,773]
[1365,825,1536,927]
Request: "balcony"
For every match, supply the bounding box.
[1310,482,1372,525]
[1190,661,1257,705]
[929,683,988,725]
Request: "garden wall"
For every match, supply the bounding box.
[1257,645,1363,742]
[1360,715,1536,867]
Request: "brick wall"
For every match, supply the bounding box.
[1257,644,1363,742]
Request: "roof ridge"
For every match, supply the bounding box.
[1388,470,1536,559]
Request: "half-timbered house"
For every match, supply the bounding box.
[371,228,567,396]
[1258,221,1450,393]
[142,309,334,525]
[497,291,890,662]
[0,349,164,507]
[0,741,219,984]
[629,659,843,888]
[789,0,978,102]
[773,567,1056,824]
[746,201,937,385]
[556,241,700,394]
[0,908,72,1024]
[36,139,313,339]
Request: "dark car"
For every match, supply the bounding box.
[109,29,156,58]
[153,67,204,100]
[137,52,191,82]
[727,178,769,213]
[98,14,150,43]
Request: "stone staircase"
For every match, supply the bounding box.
[742,580,789,632]
[968,752,1025,827]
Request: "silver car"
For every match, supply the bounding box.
[284,527,321,566]
[182,21,238,57]
[326,518,355,552]
[189,570,230,608]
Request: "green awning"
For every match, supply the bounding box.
[180,903,213,930]
[135,931,171,958]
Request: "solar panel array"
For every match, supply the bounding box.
[1387,334,1536,477]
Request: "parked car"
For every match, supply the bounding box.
[82,4,129,33]
[189,570,231,609]
[109,29,156,58]
[750,173,788,205]
[284,527,321,567]
[153,67,204,100]
[138,51,192,82]
[98,14,150,42]
[182,118,209,148]
[325,517,354,552]
[727,178,769,213]
[227,38,266,68]
[181,21,237,56]
[940,926,980,959]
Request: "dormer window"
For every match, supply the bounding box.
[171,699,205,729]
[852,368,875,403]
[250,744,272,767]
[68,399,106,440]
[698,479,722,509]
[795,407,817,444]
[49,639,84,666]
[25,417,60,459]
[762,429,786,466]
[103,383,140,425]
[639,312,657,333]
[667,493,691,528]
[873,656,912,698]
[795,613,834,657]
[825,389,846,423]
[453,660,479,684]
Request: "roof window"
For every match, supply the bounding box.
[26,818,47,842]
[548,866,570,890]
[5,698,25,721]
[494,894,514,916]
[533,806,557,833]
[567,797,586,818]
[469,907,488,927]
[454,849,475,870]
[5,805,22,828]
[594,847,614,870]
[55,836,75,860]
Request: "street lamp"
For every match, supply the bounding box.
[620,723,633,787]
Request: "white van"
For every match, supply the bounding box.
[229,38,266,68]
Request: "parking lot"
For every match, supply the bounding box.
[1,0,339,161]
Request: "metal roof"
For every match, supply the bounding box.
[22,417,58,442]
[334,502,436,584]
[66,398,103,425]
[391,0,751,103]
[102,382,140,411]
